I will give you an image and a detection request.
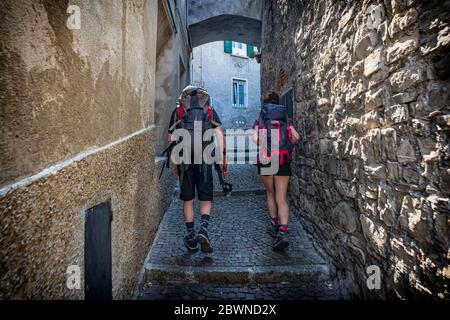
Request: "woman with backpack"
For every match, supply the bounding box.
[252,91,301,251]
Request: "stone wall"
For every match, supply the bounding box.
[0,0,167,299]
[154,0,191,154]
[261,0,449,299]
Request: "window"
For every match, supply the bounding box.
[232,79,247,108]
[232,42,247,57]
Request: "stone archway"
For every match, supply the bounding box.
[187,0,261,47]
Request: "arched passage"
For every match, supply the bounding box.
[189,14,261,48]
[187,0,261,47]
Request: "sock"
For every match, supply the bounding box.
[186,222,195,234]
[271,217,279,226]
[200,214,210,229]
[279,224,288,231]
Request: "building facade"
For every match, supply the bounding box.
[191,41,261,129]
[0,0,189,299]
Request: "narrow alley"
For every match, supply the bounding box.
[137,165,337,300]
[0,0,449,302]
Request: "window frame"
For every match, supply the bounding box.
[231,78,248,109]
[231,41,248,57]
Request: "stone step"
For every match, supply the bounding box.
[138,279,336,300]
[144,263,331,284]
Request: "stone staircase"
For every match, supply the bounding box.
[136,164,339,300]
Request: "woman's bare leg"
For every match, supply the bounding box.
[261,175,277,219]
[274,176,290,225]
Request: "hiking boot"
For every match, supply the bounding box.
[195,227,213,253]
[266,222,279,238]
[272,229,289,251]
[184,233,199,251]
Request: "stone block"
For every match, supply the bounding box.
[426,83,449,111]
[364,49,384,77]
[361,129,382,163]
[434,52,450,80]
[399,195,430,244]
[421,25,450,55]
[390,237,416,273]
[344,137,360,158]
[417,137,438,163]
[381,128,397,161]
[364,86,386,111]
[385,104,409,124]
[319,138,333,154]
[390,0,417,15]
[378,21,389,43]
[365,164,386,180]
[361,110,384,129]
[360,214,388,257]
[389,65,425,93]
[351,60,364,78]
[397,138,416,163]
[411,119,430,136]
[386,161,401,181]
[335,180,357,198]
[368,68,389,89]
[366,4,386,31]
[334,202,359,234]
[355,30,378,60]
[378,182,397,227]
[403,166,420,185]
[440,169,450,196]
[392,91,417,104]
[386,33,419,65]
[388,8,418,38]
[429,195,450,245]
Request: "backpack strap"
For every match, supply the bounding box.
[208,106,222,127]
[207,106,213,121]
[177,104,185,120]
[168,104,183,133]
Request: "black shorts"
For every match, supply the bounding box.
[257,162,292,176]
[179,164,213,201]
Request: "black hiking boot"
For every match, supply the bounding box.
[273,229,289,251]
[196,227,213,253]
[184,232,199,251]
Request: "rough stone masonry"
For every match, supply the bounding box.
[261,0,449,298]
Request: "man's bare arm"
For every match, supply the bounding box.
[214,126,228,175]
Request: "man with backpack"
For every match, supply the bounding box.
[252,91,301,251]
[167,85,227,253]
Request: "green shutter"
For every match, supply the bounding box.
[247,44,255,58]
[224,40,232,53]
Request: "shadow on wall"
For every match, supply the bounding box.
[262,0,450,299]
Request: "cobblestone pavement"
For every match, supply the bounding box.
[213,164,262,192]
[140,280,336,300]
[139,165,338,300]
